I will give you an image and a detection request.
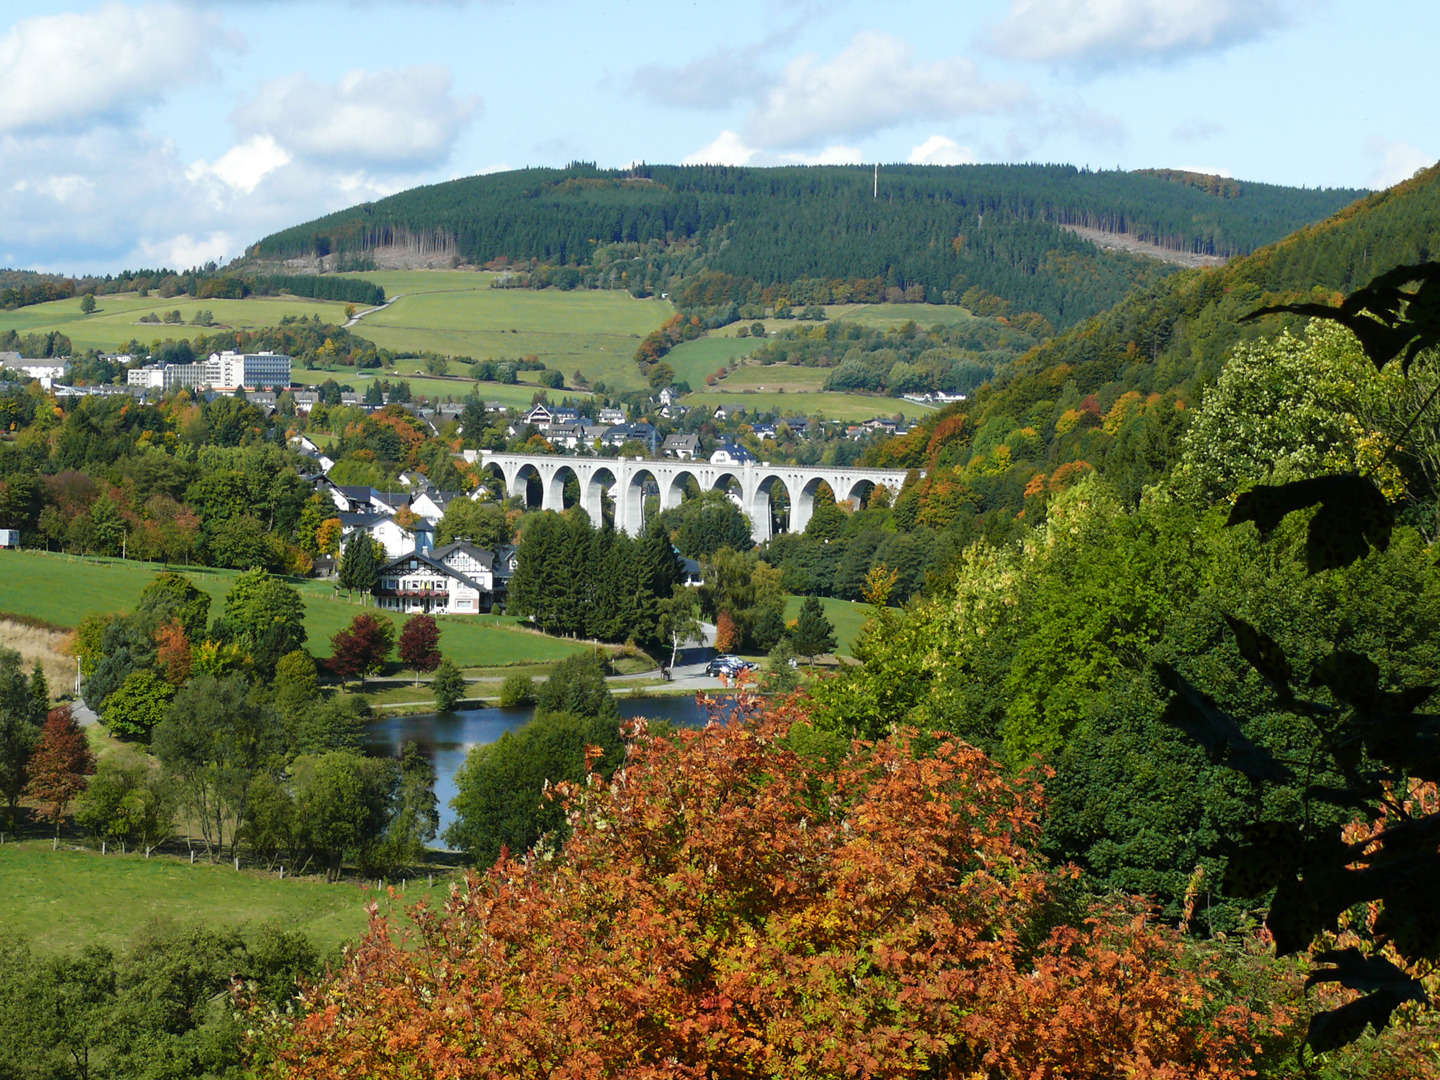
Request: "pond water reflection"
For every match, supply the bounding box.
[366,694,742,842]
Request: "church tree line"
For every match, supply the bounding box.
[248,162,1363,331]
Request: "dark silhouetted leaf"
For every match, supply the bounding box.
[1221,821,1303,897]
[1310,651,1380,709]
[1223,614,1293,702]
[1303,948,1426,1053]
[1227,475,1391,572]
[1243,261,1440,374]
[1155,663,1292,782]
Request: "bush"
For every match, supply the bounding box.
[498,672,535,708]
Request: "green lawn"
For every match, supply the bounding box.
[291,366,597,409]
[0,292,352,353]
[0,840,433,955]
[681,389,929,422]
[664,335,768,388]
[822,302,982,329]
[339,271,674,393]
[783,594,870,656]
[714,364,829,392]
[0,550,587,667]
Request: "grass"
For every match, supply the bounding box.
[290,366,596,410]
[821,303,982,329]
[664,335,768,388]
[680,389,929,422]
[0,550,588,667]
[783,594,870,656]
[339,271,674,393]
[713,364,829,392]
[0,292,351,353]
[0,840,411,956]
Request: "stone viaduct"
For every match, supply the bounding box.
[476,452,916,544]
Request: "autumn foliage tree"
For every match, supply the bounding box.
[396,614,441,685]
[712,609,738,653]
[262,702,1277,1078]
[328,614,394,690]
[24,706,95,838]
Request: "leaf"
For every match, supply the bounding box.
[1227,475,1391,572]
[1223,614,1293,702]
[1242,261,1440,374]
[1154,663,1292,783]
[1303,948,1427,1053]
[1309,651,1380,709]
[1220,821,1303,898]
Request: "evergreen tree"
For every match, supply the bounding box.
[338,533,381,597]
[790,595,837,661]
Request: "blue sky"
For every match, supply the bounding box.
[2,0,1435,274]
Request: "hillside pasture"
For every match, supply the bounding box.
[0,292,352,353]
[713,364,829,393]
[0,841,406,956]
[664,335,768,387]
[680,389,930,422]
[339,271,675,393]
[0,550,587,669]
[821,302,982,329]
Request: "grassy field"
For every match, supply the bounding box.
[0,292,351,353]
[339,271,674,392]
[680,389,930,422]
[0,840,425,955]
[664,335,768,387]
[0,550,587,668]
[783,594,870,656]
[821,302,982,329]
[713,364,829,393]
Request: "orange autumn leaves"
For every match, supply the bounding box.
[262,702,1277,1079]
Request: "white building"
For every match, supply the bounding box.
[373,542,517,615]
[202,350,291,389]
[8,358,69,388]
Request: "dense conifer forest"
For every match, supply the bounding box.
[247,163,1364,330]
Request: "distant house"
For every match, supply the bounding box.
[372,542,517,615]
[603,421,657,450]
[597,406,627,425]
[709,440,756,466]
[521,403,554,428]
[661,432,701,459]
[11,358,69,388]
[339,512,434,560]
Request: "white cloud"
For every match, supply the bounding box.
[233,66,480,170]
[187,135,293,195]
[0,3,238,133]
[781,144,864,165]
[133,231,237,271]
[746,31,1027,147]
[682,130,758,166]
[1175,165,1233,178]
[908,135,976,166]
[1365,138,1434,190]
[985,0,1293,67]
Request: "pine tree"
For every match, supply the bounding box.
[339,534,381,598]
[790,595,837,662]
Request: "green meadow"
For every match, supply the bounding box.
[713,364,829,393]
[663,335,768,387]
[0,550,586,668]
[0,292,352,353]
[0,841,400,956]
[339,270,674,392]
[782,594,869,656]
[680,389,928,422]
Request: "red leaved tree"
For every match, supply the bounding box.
[24,706,95,839]
[713,609,738,653]
[154,619,192,686]
[397,614,441,685]
[328,613,395,690]
[261,700,1278,1078]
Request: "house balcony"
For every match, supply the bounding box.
[376,586,449,598]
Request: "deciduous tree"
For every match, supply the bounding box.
[24,706,94,838]
[397,614,441,685]
[329,613,394,690]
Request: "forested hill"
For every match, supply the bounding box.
[863,162,1440,521]
[245,164,1364,331]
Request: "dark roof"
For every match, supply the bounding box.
[431,541,495,568]
[375,549,487,593]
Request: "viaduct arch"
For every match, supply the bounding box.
[476,452,916,543]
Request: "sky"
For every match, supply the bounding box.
[2,0,1436,275]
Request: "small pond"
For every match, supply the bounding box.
[366,694,743,842]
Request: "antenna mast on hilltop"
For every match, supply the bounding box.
[873,163,878,198]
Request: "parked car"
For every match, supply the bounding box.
[705,655,754,676]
